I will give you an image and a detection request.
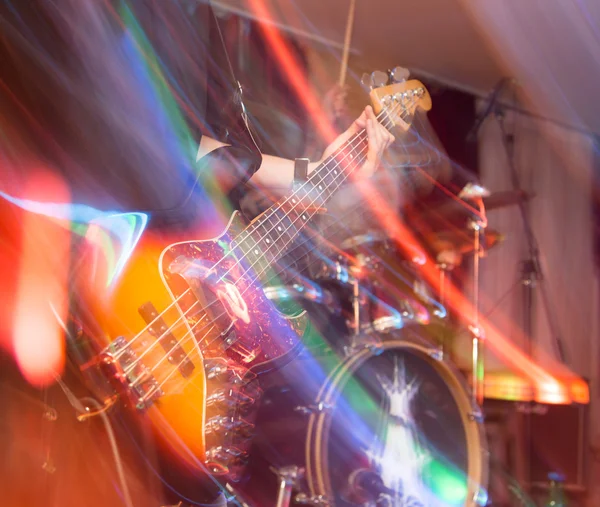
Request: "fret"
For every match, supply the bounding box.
[310,137,368,202]
[229,125,371,284]
[260,210,295,248]
[233,233,272,277]
[258,215,283,261]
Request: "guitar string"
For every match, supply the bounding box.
[221,101,441,288]
[133,99,414,389]
[135,135,376,386]
[120,102,400,373]
[144,147,373,397]
[146,119,394,395]
[140,100,415,394]
[220,99,413,294]
[118,98,407,369]
[118,93,426,365]
[113,103,396,361]
[223,105,402,284]
[142,97,438,379]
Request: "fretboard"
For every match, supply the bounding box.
[231,132,369,279]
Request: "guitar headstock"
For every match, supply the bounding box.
[363,68,432,132]
[370,80,432,132]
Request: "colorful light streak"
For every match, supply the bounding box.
[84,212,148,288]
[5,171,70,386]
[241,0,587,402]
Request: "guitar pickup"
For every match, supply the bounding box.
[138,302,195,378]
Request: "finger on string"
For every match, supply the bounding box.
[366,118,376,156]
[134,110,392,373]
[355,111,368,130]
[233,99,403,290]
[159,148,373,377]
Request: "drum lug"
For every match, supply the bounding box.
[428,347,444,361]
[343,334,384,357]
[271,466,305,507]
[469,407,485,423]
[294,402,332,415]
[271,465,304,482]
[294,493,330,505]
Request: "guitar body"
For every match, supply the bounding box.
[71,78,430,487]
[160,211,308,373]
[75,211,308,480]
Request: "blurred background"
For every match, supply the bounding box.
[1,1,599,506]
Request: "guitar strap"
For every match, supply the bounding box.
[209,5,262,159]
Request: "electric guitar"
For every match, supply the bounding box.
[72,80,432,479]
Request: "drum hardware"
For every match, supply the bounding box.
[369,314,406,334]
[459,182,491,201]
[225,483,253,507]
[271,465,305,507]
[203,360,261,478]
[342,468,397,505]
[469,407,485,424]
[333,231,444,332]
[423,228,503,258]
[311,255,355,287]
[294,493,330,505]
[417,190,533,225]
[468,215,487,408]
[341,325,386,357]
[306,338,489,506]
[428,347,444,362]
[294,402,333,416]
[434,256,458,360]
[242,336,488,507]
[351,277,361,335]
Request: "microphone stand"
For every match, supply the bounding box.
[494,101,569,493]
[495,107,569,366]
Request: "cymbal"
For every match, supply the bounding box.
[424,228,504,256]
[483,190,533,210]
[419,190,533,222]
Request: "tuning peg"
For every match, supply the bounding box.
[370,70,389,89]
[390,66,410,83]
[360,70,389,91]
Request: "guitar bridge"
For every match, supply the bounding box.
[94,337,163,410]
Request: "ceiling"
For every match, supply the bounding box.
[214,0,600,137]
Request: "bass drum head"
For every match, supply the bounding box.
[306,340,488,506]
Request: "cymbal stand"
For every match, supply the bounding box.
[434,253,460,360]
[352,276,361,336]
[271,466,302,507]
[469,209,487,407]
[435,262,450,359]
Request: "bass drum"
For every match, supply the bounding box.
[243,335,489,507]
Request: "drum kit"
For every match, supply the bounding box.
[232,189,530,506]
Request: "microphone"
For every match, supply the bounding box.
[466,77,514,142]
[344,469,395,503]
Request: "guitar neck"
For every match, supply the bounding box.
[231,129,370,275]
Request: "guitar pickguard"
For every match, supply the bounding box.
[159,213,308,374]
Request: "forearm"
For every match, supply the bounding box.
[197,134,319,195]
[251,153,319,193]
